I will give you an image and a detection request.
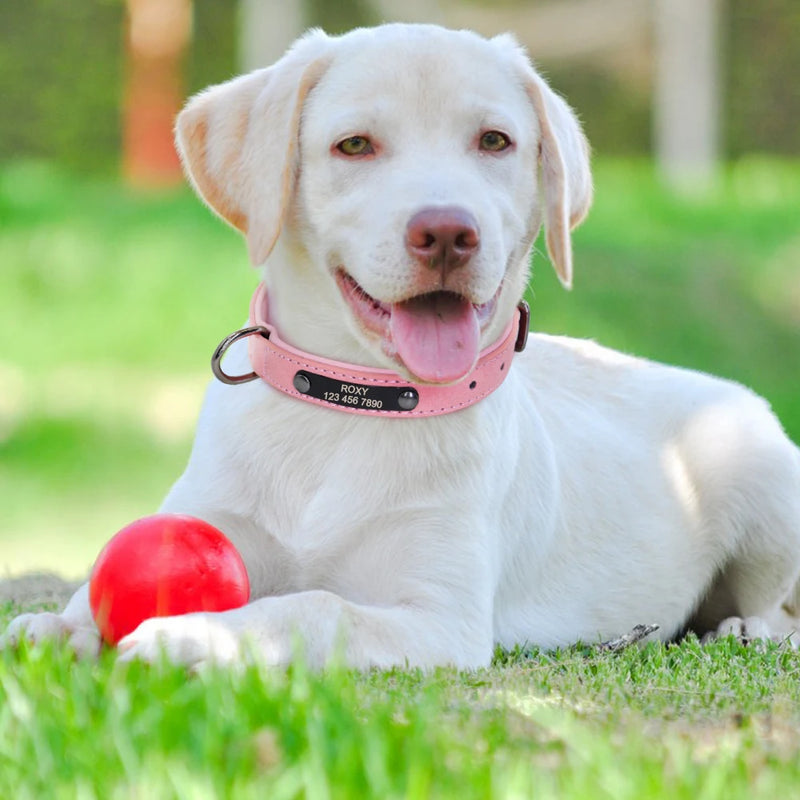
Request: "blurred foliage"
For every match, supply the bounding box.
[725,0,800,158]
[0,0,124,174]
[304,0,380,34]
[0,0,236,174]
[541,64,651,156]
[533,0,800,157]
[0,1,798,167]
[186,0,237,94]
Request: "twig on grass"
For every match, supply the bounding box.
[597,623,660,653]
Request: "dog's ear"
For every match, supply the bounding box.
[175,30,332,265]
[502,40,592,289]
[525,72,592,289]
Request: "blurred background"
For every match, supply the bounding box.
[1,0,798,578]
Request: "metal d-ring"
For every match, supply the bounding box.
[211,325,270,385]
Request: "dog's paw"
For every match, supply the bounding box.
[702,615,796,647]
[117,614,242,669]
[0,611,101,658]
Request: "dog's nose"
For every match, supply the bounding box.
[405,206,480,273]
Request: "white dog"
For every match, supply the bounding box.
[5,24,800,668]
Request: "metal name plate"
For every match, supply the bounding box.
[292,370,419,412]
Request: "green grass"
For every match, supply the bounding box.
[2,158,800,795]
[0,160,254,574]
[3,602,800,799]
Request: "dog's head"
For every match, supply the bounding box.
[176,24,591,384]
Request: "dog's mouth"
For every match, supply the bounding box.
[335,269,497,384]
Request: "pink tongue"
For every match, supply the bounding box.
[390,293,480,383]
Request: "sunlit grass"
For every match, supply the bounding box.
[2,619,800,799]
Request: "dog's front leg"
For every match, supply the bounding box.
[0,510,294,657]
[1,583,101,657]
[117,588,494,670]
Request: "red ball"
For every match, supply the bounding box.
[89,514,250,646]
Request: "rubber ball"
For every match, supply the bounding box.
[89,514,250,645]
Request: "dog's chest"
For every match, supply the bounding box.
[229,391,495,549]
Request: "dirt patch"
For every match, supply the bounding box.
[0,572,80,609]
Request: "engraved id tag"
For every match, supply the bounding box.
[292,371,419,412]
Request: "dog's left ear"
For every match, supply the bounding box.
[501,39,592,289]
[527,72,592,288]
[175,30,333,266]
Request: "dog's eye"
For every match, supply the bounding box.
[479,131,512,152]
[336,136,374,156]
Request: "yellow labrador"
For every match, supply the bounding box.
[5,24,800,667]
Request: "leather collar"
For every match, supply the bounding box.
[211,283,529,417]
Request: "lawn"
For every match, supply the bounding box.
[1,158,800,797]
[2,620,800,798]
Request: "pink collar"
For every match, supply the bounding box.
[211,283,529,417]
